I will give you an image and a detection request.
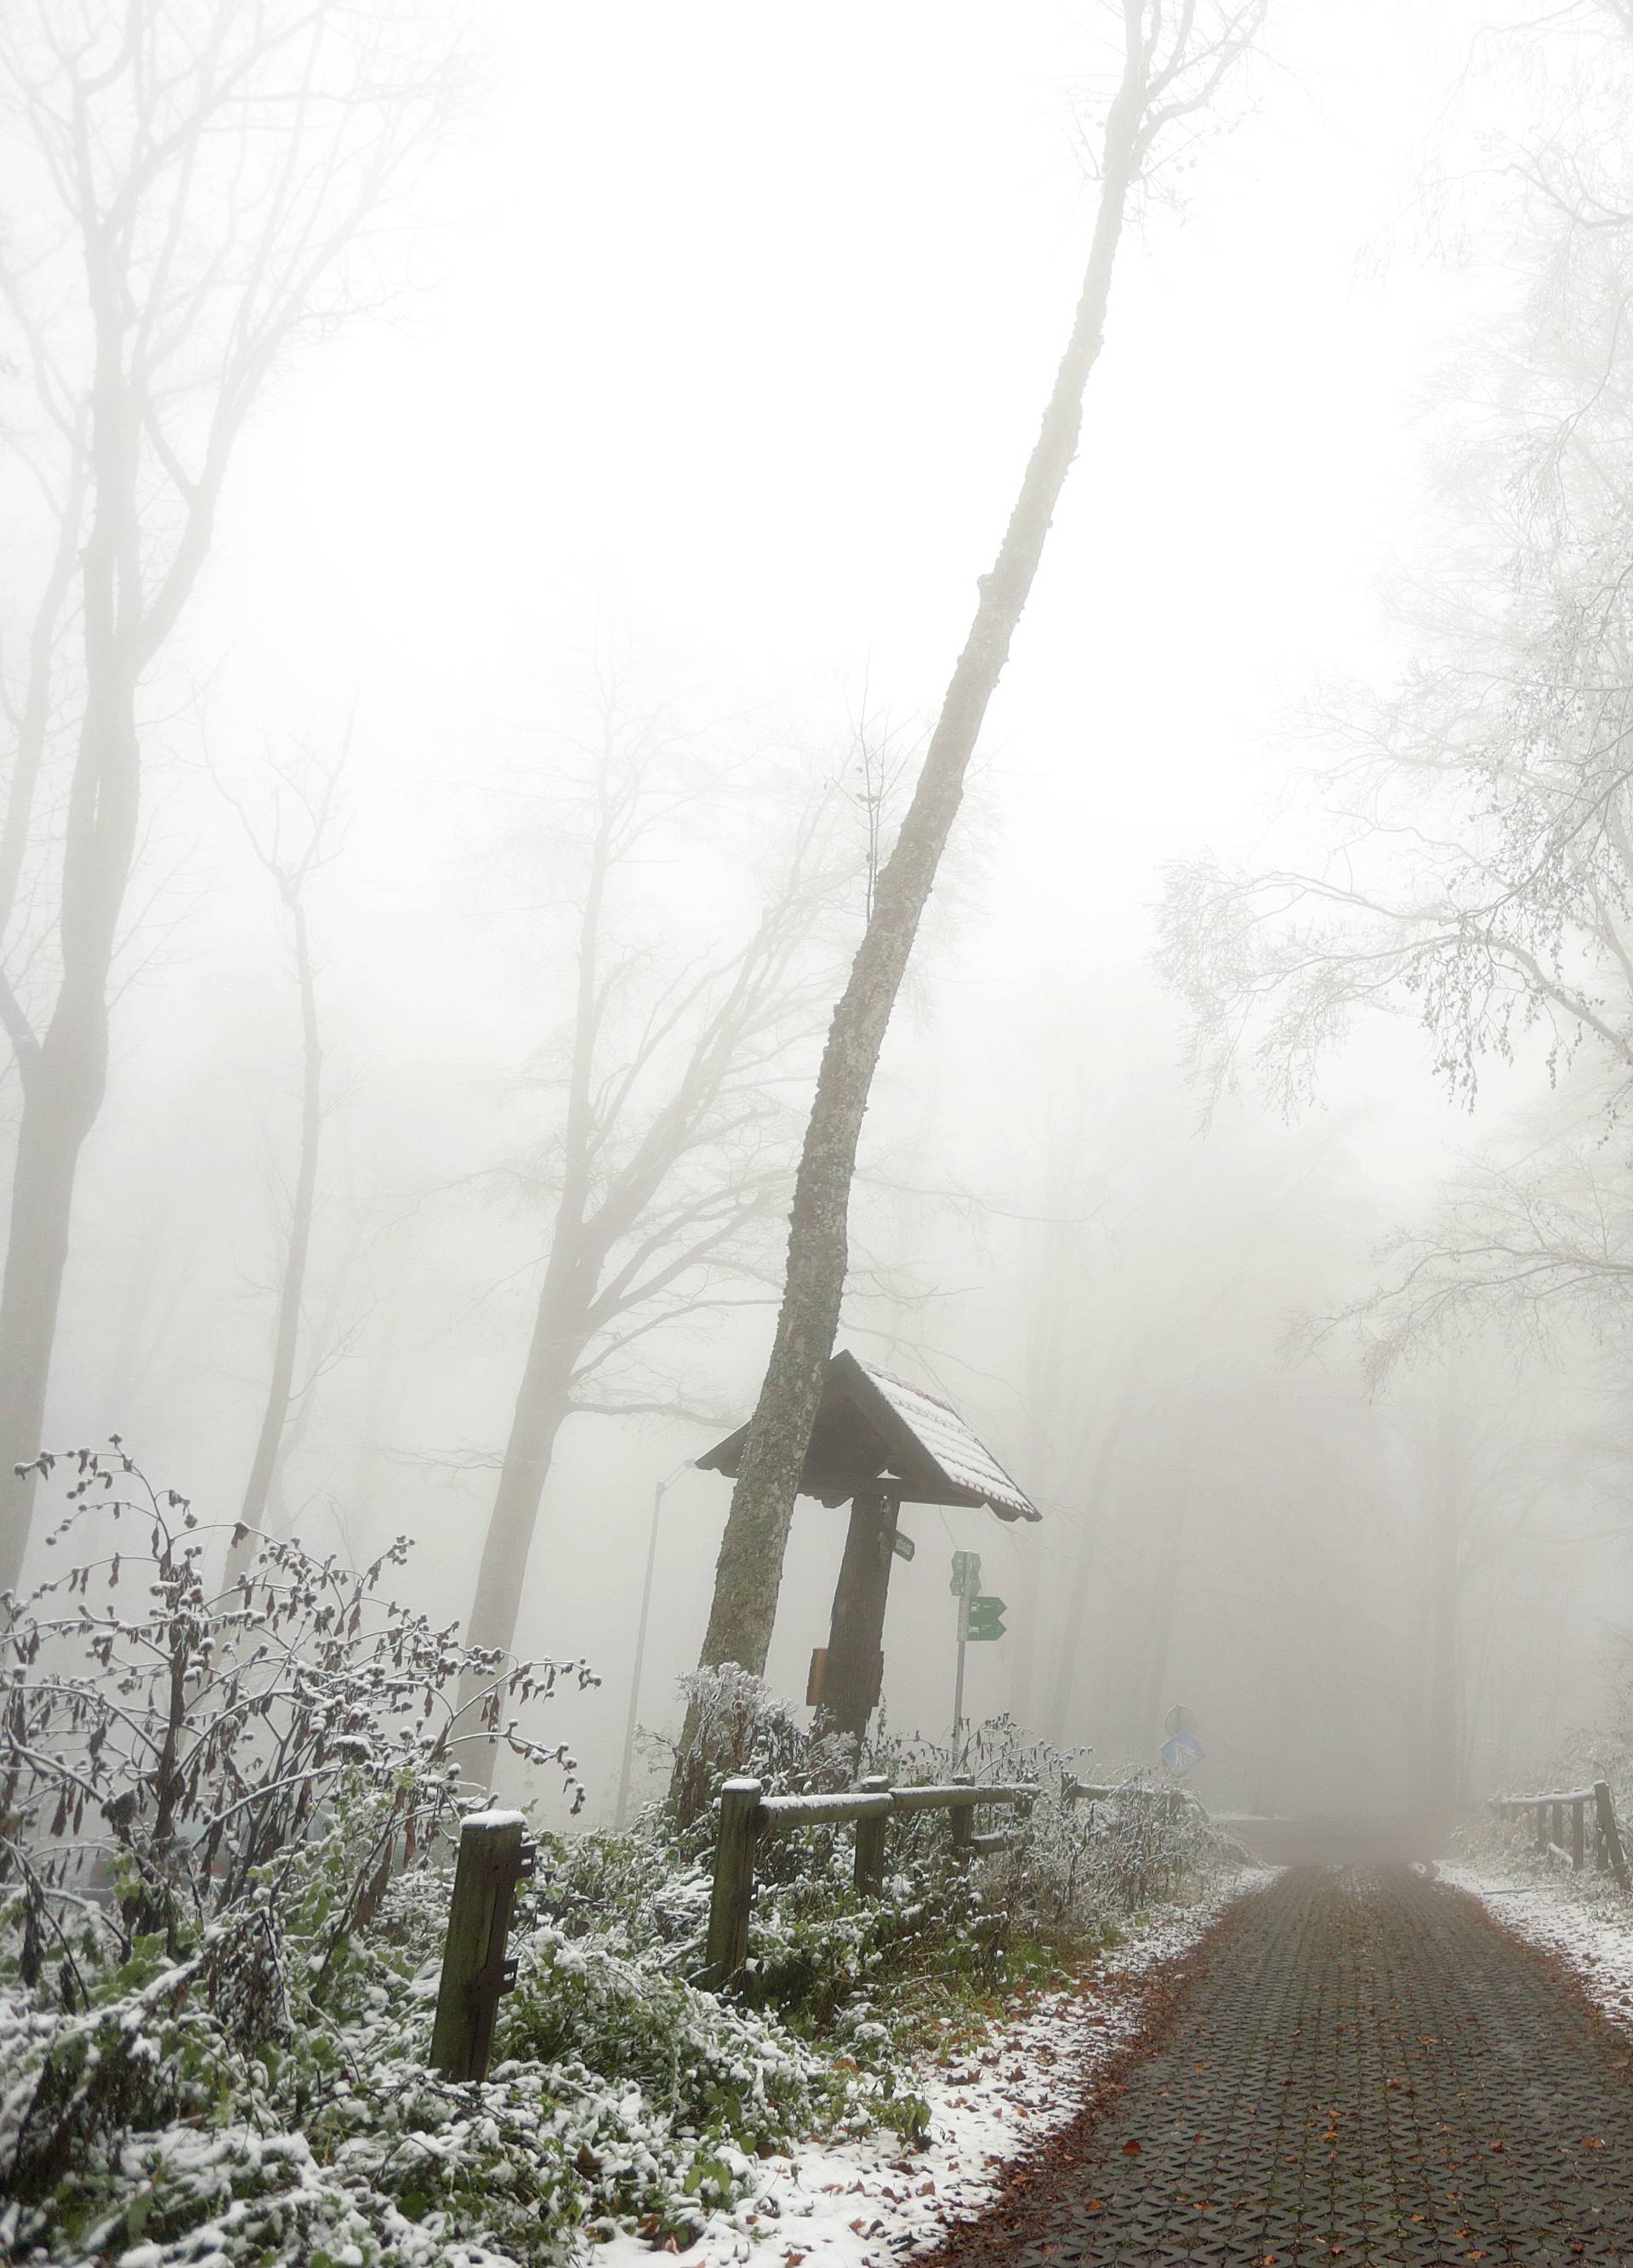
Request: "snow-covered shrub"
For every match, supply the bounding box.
[0,1501,1231,2265]
[651,1677,1229,2031]
[0,1447,600,2244]
[1,1445,593,1982]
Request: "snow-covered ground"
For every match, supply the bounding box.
[592,1869,1272,2268]
[1442,1862,1633,2024]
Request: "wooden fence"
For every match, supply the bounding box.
[430,1770,1210,2082]
[704,1772,1038,1987]
[1494,1779,1630,1890]
[1064,1775,1203,1820]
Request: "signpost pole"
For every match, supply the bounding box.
[953,1586,970,1764]
[614,1461,691,1832]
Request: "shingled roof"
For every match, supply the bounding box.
[697,1348,1040,1523]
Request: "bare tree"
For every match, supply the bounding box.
[1154,0,1633,1472]
[213,738,349,1564]
[1294,1086,1633,1385]
[691,0,1267,1701]
[0,1,459,1598]
[1162,2,1633,1129]
[459,673,845,1773]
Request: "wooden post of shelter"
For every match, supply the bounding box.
[822,1490,899,1737]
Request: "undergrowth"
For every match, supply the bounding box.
[1,1453,1233,2265]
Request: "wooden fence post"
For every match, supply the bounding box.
[431,1809,535,2083]
[1572,1798,1586,1872]
[706,1776,762,1987]
[949,1772,976,1864]
[1595,1781,1630,1890]
[854,1774,890,1896]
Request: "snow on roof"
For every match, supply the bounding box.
[857,1359,1038,1524]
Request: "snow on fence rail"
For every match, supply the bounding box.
[427,1771,1209,2083]
[1493,1780,1630,1889]
[703,1771,1038,1990]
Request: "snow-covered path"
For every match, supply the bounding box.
[590,1872,1268,2268]
[1443,1861,1633,2029]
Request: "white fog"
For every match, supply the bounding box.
[8,6,1633,2261]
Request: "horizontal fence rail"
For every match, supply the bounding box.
[1063,1776,1207,1821]
[1493,1778,1630,1890]
[430,1769,1216,2074]
[704,1772,1038,1988]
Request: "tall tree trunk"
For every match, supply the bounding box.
[1043,1372,1138,1743]
[465,1259,582,1663]
[0,304,139,1594]
[233,898,321,1561]
[693,57,1152,1691]
[1137,1482,1190,1761]
[458,1258,582,1793]
[1425,1392,1462,1816]
[0,1060,100,1593]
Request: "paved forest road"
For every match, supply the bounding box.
[937,1866,1633,2266]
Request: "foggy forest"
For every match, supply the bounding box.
[9,4,1633,2265]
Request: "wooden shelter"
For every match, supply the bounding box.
[698,1350,1039,1736]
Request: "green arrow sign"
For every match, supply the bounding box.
[966,1594,1006,1642]
[949,1549,982,1598]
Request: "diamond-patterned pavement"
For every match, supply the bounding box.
[931,1866,1633,2266]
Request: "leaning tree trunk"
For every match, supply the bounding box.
[230,896,321,1570]
[692,68,1152,1697]
[458,1248,586,1790]
[466,1268,580,1662]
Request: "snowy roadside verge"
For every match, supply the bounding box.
[589,1867,1273,2268]
[1442,1863,1633,2020]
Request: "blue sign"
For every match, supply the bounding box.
[1160,1729,1205,1776]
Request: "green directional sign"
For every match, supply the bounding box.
[965,1593,1006,1642]
[949,1549,982,1598]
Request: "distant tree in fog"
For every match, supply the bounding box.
[459,670,844,1775]
[691,0,1268,1710]
[0,1,461,1600]
[212,736,349,1569]
[1161,1,1633,1358]
[1299,1094,1633,1386]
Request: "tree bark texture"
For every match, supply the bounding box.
[694,62,1152,1688]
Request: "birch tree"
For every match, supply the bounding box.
[0,0,458,1599]
[692,0,1267,1695]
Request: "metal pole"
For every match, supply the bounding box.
[952,1584,970,1765]
[614,1460,691,1831]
